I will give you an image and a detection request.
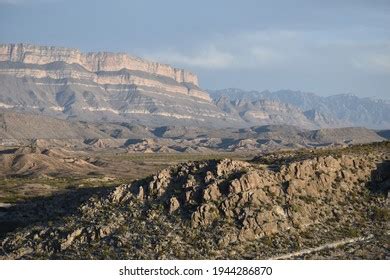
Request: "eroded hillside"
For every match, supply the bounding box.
[0,142,388,259]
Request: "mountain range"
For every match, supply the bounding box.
[210,89,390,129]
[0,43,389,129]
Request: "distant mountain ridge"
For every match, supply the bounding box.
[0,43,389,129]
[209,88,390,129]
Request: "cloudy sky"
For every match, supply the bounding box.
[0,0,389,98]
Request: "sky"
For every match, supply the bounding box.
[0,0,389,98]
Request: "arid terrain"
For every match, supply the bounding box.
[0,43,389,260]
[0,141,388,259]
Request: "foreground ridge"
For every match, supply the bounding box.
[0,142,389,259]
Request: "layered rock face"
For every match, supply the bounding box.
[0,43,198,86]
[0,43,236,127]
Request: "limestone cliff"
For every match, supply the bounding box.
[0,43,198,86]
[0,43,238,126]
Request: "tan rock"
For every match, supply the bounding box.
[60,228,83,250]
[191,203,219,227]
[202,183,221,202]
[169,197,180,213]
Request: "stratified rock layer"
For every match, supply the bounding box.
[0,43,237,127]
[0,43,199,85]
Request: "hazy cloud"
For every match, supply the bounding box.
[250,47,284,65]
[143,28,390,76]
[142,30,297,69]
[143,45,235,69]
[1,0,389,97]
[351,43,390,73]
[0,0,58,4]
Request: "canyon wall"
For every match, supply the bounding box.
[0,43,237,127]
[0,43,198,86]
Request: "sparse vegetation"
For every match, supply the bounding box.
[0,142,388,260]
[371,207,389,221]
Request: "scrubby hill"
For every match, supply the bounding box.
[0,145,101,177]
[1,142,388,259]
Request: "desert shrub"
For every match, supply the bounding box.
[371,207,389,221]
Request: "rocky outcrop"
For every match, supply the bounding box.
[113,153,386,242]
[0,143,389,259]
